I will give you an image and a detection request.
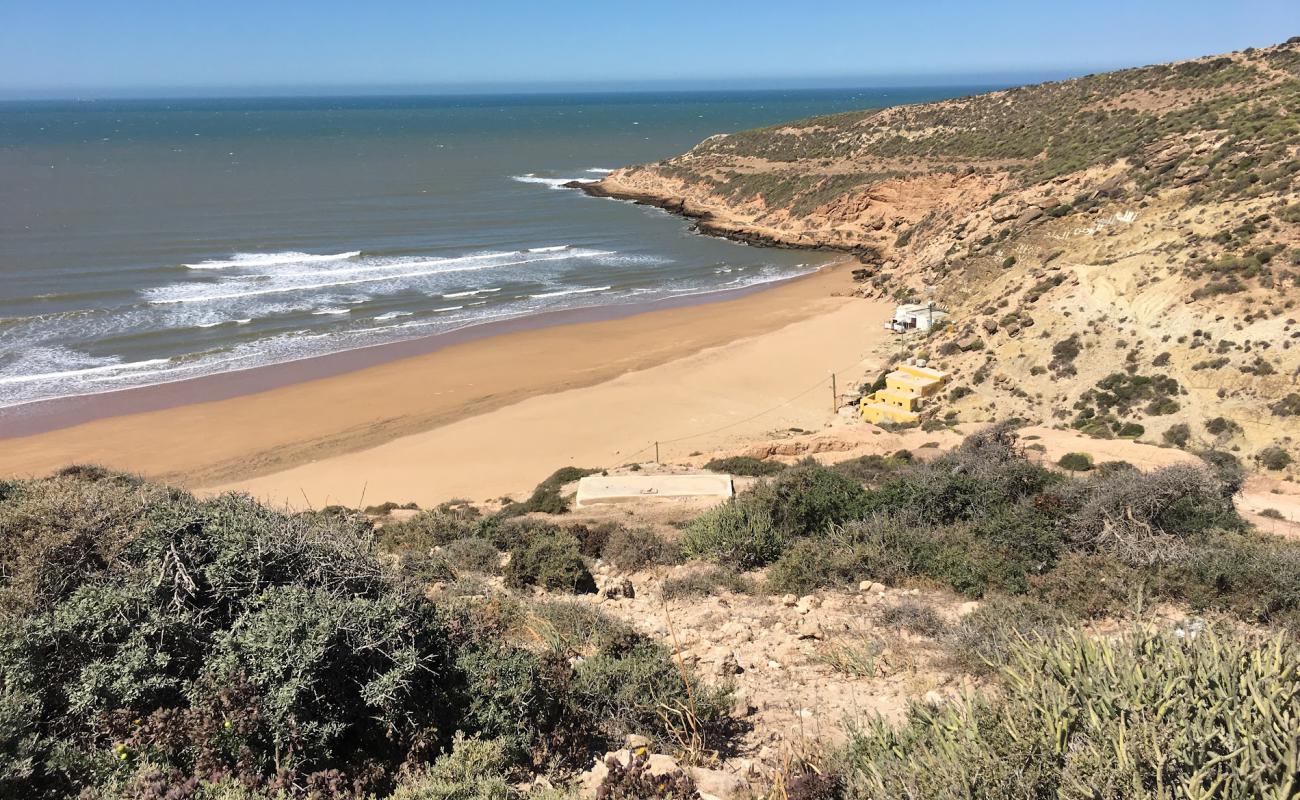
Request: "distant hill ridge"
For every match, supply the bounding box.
[582,38,1300,471]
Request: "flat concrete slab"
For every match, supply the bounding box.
[576,473,734,506]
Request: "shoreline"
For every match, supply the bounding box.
[0,261,881,494]
[0,269,826,439]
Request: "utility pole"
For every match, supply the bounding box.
[831,373,837,413]
[655,441,660,464]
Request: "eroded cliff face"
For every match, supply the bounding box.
[580,40,1300,472]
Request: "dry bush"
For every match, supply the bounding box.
[1063,463,1238,565]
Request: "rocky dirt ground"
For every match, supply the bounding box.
[417,424,1291,798]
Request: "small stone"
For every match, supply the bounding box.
[731,690,756,718]
[625,734,651,751]
[797,618,822,639]
[716,651,743,676]
[781,593,798,607]
[924,690,945,705]
[690,766,750,800]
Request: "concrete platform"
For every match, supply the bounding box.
[575,473,734,506]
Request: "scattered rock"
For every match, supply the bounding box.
[796,617,823,639]
[690,766,751,800]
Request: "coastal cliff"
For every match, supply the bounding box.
[581,39,1300,468]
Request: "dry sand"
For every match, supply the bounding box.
[0,263,894,505]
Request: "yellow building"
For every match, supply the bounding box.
[860,364,947,425]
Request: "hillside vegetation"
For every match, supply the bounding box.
[5,423,1300,797]
[585,38,1300,472]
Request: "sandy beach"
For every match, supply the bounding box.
[0,263,893,504]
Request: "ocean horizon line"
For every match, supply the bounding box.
[0,67,1107,103]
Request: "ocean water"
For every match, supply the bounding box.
[0,88,979,409]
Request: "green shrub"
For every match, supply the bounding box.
[1257,446,1293,470]
[1115,422,1144,438]
[660,567,757,600]
[766,538,858,595]
[1029,552,1144,618]
[836,626,1300,799]
[1155,531,1300,624]
[444,537,503,575]
[566,521,619,558]
[865,424,1058,525]
[479,515,561,551]
[765,460,874,536]
[681,497,786,569]
[503,534,596,594]
[831,453,909,484]
[1205,416,1241,436]
[388,733,513,800]
[569,641,733,751]
[943,595,1067,675]
[0,473,739,798]
[0,477,467,797]
[877,601,947,637]
[702,456,786,477]
[1162,422,1192,447]
[378,506,479,554]
[525,600,641,657]
[600,527,682,572]
[506,467,601,516]
[1056,452,1093,472]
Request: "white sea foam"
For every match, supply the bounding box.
[373,311,412,320]
[511,174,596,189]
[442,287,503,299]
[312,308,350,315]
[585,168,614,174]
[146,250,611,305]
[432,305,463,312]
[0,357,170,386]
[185,251,360,270]
[529,285,611,299]
[527,245,568,253]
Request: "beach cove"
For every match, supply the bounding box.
[0,263,892,505]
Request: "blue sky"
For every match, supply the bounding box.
[2,0,1297,97]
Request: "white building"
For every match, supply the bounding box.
[886,302,948,333]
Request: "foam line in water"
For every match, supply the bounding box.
[529,285,611,299]
[185,251,361,270]
[147,251,611,305]
[442,287,503,299]
[0,358,171,386]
